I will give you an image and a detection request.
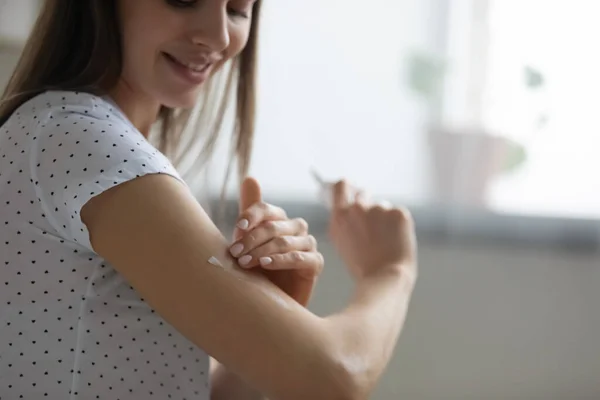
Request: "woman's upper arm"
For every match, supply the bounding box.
[81,173,352,400]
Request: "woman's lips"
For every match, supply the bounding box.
[163,52,212,85]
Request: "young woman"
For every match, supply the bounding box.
[0,1,418,399]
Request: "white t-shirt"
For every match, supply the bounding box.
[0,91,210,399]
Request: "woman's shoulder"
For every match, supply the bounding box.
[12,90,131,128]
[1,90,147,159]
[15,90,153,165]
[20,90,186,250]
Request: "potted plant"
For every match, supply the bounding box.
[405,50,541,207]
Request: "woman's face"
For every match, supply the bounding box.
[118,0,256,109]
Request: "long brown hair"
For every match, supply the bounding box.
[0,0,261,209]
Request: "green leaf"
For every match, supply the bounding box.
[502,140,528,173]
[406,52,446,100]
[524,66,545,89]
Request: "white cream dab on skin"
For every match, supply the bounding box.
[207,256,223,268]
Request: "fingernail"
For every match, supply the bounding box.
[237,219,249,230]
[230,243,244,257]
[259,257,273,266]
[238,255,252,266]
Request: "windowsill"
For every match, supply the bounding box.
[211,198,600,253]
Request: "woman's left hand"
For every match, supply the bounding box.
[229,178,324,307]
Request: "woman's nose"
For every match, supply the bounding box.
[190,5,230,53]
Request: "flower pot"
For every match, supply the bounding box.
[428,127,524,207]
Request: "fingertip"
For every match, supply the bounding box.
[237,218,250,230]
[332,179,349,209]
[239,176,262,212]
[243,176,260,186]
[355,190,370,206]
[259,257,273,267]
[229,242,244,257]
[238,255,252,267]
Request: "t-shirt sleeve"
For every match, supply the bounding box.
[30,105,187,251]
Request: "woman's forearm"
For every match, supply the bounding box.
[323,268,415,396]
[210,269,414,400]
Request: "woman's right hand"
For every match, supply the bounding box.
[328,180,417,284]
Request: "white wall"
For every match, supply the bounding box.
[0,0,39,47]
[0,51,18,90]
[205,0,446,203]
[312,236,600,400]
[0,0,31,90]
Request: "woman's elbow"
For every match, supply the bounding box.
[315,372,369,400]
[294,356,371,400]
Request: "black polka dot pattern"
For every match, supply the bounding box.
[0,91,210,399]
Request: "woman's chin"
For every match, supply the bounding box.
[158,90,201,110]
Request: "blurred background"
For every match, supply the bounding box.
[2,0,600,399]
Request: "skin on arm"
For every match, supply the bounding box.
[210,356,263,400]
[81,174,353,400]
[82,174,416,400]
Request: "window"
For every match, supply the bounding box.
[211,0,448,203]
[481,0,600,218]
